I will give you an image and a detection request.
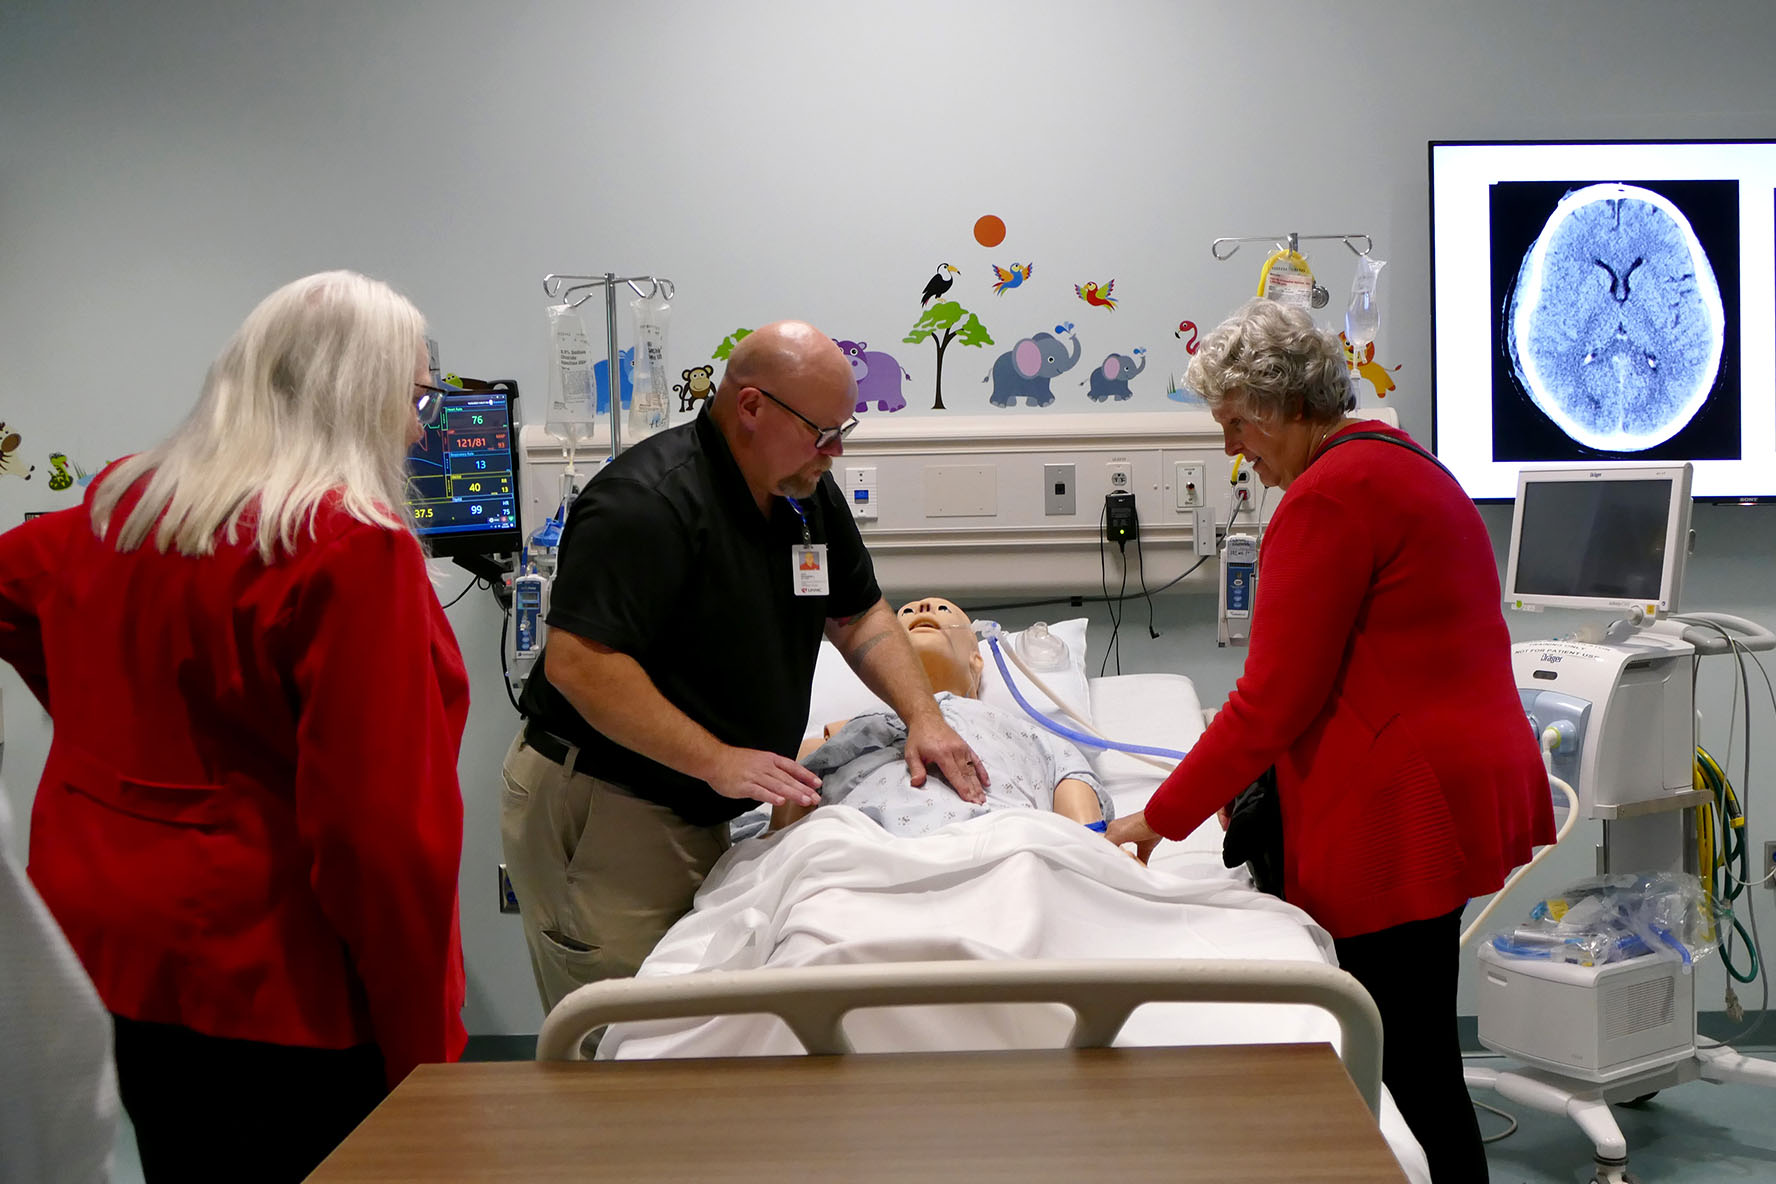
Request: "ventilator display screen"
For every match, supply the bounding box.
[1430,139,1776,502]
[1504,465,1691,613]
[406,383,521,558]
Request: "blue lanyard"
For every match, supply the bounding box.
[785,497,812,545]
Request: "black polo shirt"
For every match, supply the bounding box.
[519,407,881,826]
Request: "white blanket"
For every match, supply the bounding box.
[601,808,1428,1182]
[602,672,1429,1182]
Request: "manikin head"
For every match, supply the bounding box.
[896,596,983,698]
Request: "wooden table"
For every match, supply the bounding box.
[309,1044,1407,1182]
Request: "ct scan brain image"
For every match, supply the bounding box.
[1507,183,1724,450]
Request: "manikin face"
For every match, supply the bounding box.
[897,596,983,698]
[1210,394,1324,490]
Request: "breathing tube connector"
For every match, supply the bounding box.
[970,620,1188,766]
[1457,726,1582,949]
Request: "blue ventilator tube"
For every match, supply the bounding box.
[984,634,1190,763]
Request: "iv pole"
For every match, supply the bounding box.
[542,271,676,457]
[1209,232,1372,260]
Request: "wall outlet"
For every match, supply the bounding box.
[844,466,878,522]
[1230,459,1256,518]
[1106,459,1133,492]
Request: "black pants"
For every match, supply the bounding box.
[113,1014,388,1184]
[1334,907,1487,1184]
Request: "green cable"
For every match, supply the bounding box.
[1699,747,1760,984]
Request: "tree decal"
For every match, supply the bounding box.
[903,301,993,410]
[712,328,753,361]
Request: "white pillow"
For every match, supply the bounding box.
[978,618,1093,726]
[803,618,1094,737]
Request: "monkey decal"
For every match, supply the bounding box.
[674,365,716,413]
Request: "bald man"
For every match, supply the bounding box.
[503,322,988,1015]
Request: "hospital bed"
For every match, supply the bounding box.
[537,654,1432,1183]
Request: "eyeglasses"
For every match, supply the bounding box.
[755,388,859,450]
[413,382,451,428]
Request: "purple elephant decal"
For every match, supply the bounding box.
[834,339,910,413]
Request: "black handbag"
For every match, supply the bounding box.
[1221,767,1284,898]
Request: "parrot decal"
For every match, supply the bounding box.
[1075,280,1117,310]
[990,262,1034,294]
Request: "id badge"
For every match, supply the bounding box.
[793,544,830,596]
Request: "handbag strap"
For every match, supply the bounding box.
[1314,429,1460,487]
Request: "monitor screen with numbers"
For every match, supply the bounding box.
[405,381,521,558]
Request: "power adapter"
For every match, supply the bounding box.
[1104,491,1139,544]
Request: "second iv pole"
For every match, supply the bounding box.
[542,271,676,457]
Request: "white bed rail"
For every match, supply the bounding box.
[536,957,1385,1116]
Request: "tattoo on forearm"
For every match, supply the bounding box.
[849,630,891,664]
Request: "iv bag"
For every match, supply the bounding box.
[1257,248,1316,309]
[544,303,596,446]
[1344,254,1386,352]
[628,288,673,441]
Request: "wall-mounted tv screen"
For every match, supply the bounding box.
[1430,139,1776,500]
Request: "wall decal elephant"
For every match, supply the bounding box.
[833,339,910,412]
[593,347,634,414]
[983,323,1082,407]
[1082,347,1147,402]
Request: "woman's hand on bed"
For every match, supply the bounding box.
[1104,812,1162,865]
[708,746,823,808]
[903,714,988,804]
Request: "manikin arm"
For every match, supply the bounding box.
[772,721,853,830]
[1052,778,1102,825]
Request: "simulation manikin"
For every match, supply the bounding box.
[774,598,1111,834]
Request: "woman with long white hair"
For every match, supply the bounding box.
[0,270,470,1183]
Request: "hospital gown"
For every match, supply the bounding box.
[803,693,1111,836]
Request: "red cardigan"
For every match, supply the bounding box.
[0,477,469,1086]
[1145,423,1554,939]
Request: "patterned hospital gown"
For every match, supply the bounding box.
[802,693,1112,837]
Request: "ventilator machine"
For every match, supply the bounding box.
[1463,461,1776,1184]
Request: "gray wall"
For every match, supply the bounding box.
[4,0,1773,1034]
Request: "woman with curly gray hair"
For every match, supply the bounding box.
[1108,299,1553,1183]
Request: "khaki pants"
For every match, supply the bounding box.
[499,731,730,1017]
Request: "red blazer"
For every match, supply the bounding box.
[0,475,469,1086]
[1145,423,1554,939]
